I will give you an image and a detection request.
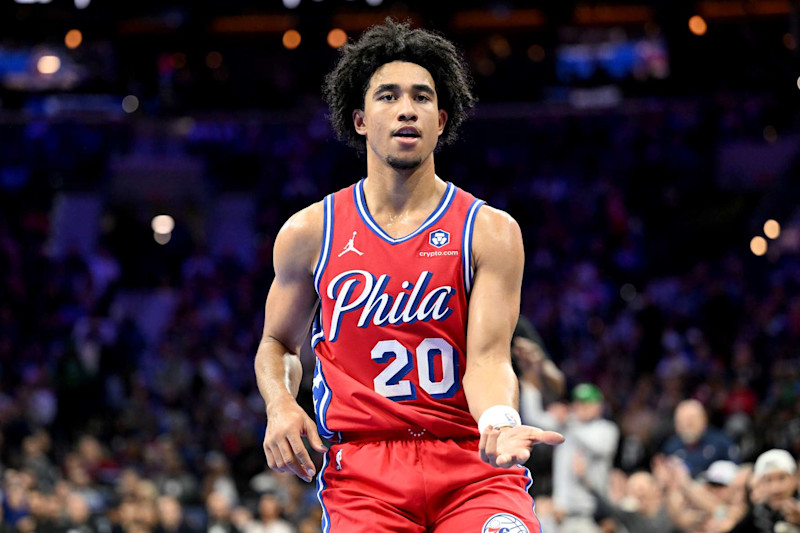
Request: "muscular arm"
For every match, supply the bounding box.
[464,207,563,467]
[463,206,525,419]
[255,202,327,482]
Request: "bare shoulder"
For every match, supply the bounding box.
[472,205,523,263]
[273,200,324,277]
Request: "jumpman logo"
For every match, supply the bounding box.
[338,231,364,257]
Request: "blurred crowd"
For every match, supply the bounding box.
[1,87,800,532]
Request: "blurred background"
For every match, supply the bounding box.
[1,0,800,532]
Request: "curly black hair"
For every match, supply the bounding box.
[322,18,476,152]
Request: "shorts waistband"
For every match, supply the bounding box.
[339,428,435,443]
[339,428,478,443]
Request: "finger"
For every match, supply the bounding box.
[287,433,315,480]
[277,439,308,481]
[496,453,514,468]
[530,429,565,445]
[304,417,329,453]
[498,446,531,468]
[479,425,492,463]
[267,442,288,473]
[264,445,276,471]
[485,428,500,467]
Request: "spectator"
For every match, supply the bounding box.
[156,495,197,533]
[662,399,738,476]
[252,493,294,533]
[64,491,99,533]
[730,449,800,532]
[532,383,620,533]
[205,491,242,533]
[577,463,676,533]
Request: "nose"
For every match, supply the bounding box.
[397,95,418,122]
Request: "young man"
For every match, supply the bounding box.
[254,19,563,532]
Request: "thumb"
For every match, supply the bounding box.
[304,417,329,453]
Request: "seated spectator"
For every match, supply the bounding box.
[730,449,800,532]
[156,495,197,533]
[661,399,738,476]
[576,462,676,533]
[205,491,242,533]
[253,493,295,533]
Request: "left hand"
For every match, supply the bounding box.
[779,499,800,525]
[479,424,564,468]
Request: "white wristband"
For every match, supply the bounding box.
[478,405,521,433]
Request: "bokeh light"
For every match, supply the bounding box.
[750,236,767,256]
[527,45,545,62]
[205,51,223,69]
[688,15,707,36]
[620,283,637,302]
[327,28,347,49]
[151,215,175,235]
[122,95,139,113]
[37,55,61,75]
[65,29,83,49]
[282,29,302,50]
[489,35,512,59]
[764,220,781,240]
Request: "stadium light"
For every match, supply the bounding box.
[764,220,781,240]
[750,236,767,256]
[65,29,83,49]
[37,56,61,75]
[122,95,139,113]
[688,15,707,36]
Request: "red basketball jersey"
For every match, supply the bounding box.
[311,178,485,441]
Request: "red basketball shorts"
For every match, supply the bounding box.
[315,434,541,533]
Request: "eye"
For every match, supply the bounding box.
[415,94,430,102]
[379,93,396,101]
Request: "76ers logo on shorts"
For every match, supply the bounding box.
[429,229,450,248]
[481,513,529,533]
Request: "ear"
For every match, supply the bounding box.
[437,109,448,137]
[353,109,367,136]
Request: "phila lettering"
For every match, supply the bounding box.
[325,270,455,342]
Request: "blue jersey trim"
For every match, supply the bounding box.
[462,199,485,296]
[314,194,334,296]
[316,451,331,533]
[311,309,325,348]
[354,178,456,245]
[520,465,541,532]
[312,359,335,440]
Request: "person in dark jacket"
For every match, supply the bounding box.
[661,399,738,476]
[729,449,800,533]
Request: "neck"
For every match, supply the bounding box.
[363,152,439,214]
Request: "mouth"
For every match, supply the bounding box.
[392,126,421,139]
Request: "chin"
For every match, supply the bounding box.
[387,155,423,170]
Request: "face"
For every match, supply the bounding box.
[353,61,448,172]
[675,401,707,445]
[627,472,661,509]
[760,470,797,508]
[572,401,602,422]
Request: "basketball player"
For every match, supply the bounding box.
[254,19,564,532]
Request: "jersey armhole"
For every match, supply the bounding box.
[461,198,485,297]
[313,193,335,297]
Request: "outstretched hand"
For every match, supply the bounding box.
[263,399,328,483]
[479,424,565,468]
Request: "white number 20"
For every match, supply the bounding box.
[370,337,459,401]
